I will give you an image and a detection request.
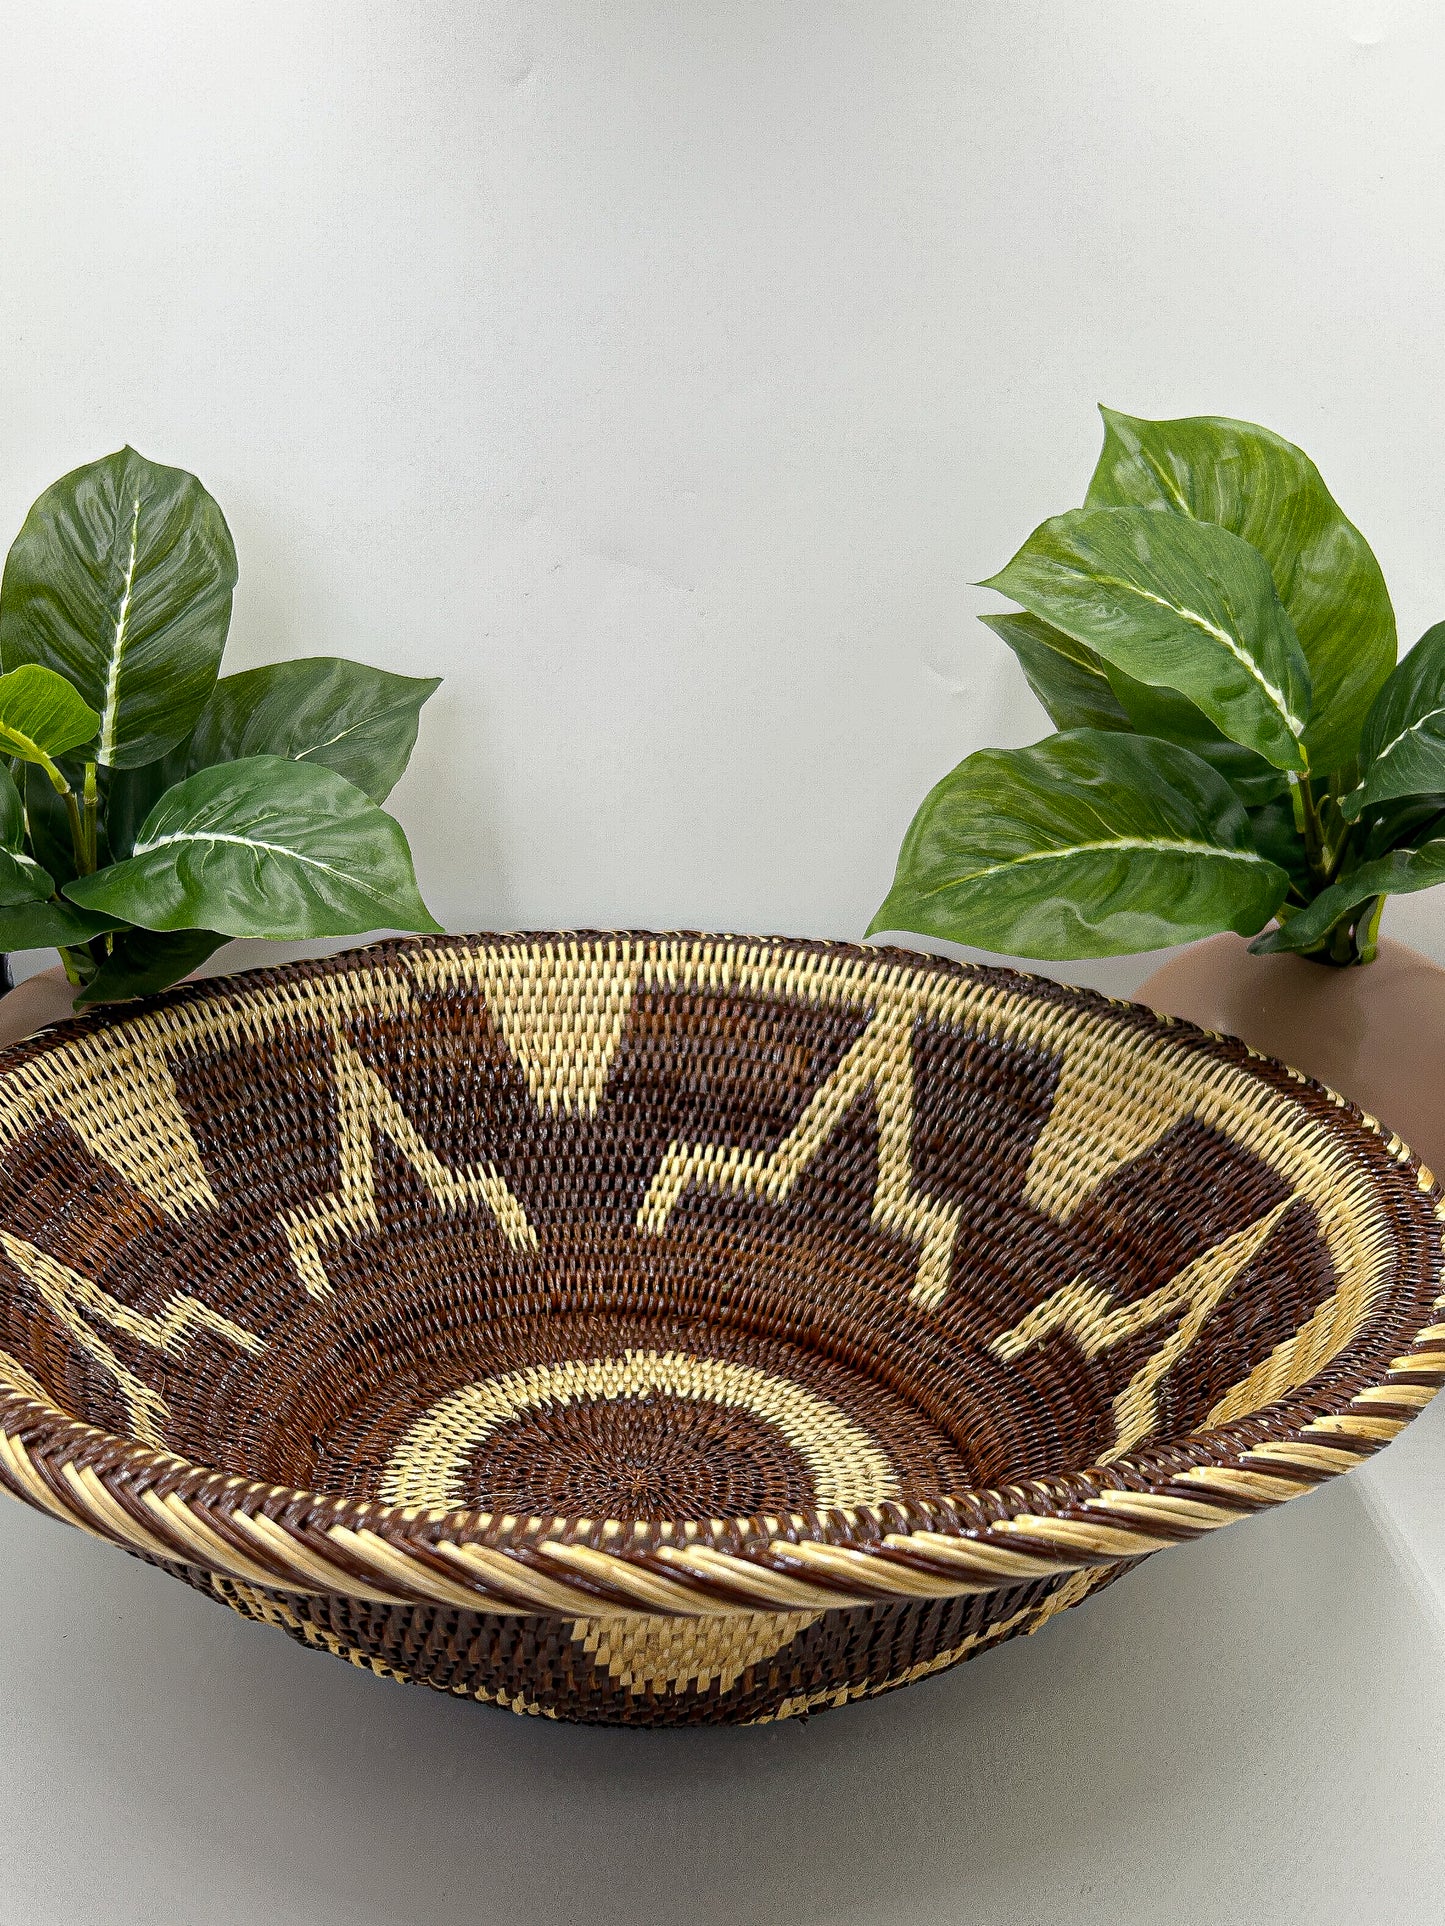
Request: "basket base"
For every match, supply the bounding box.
[189,1562,1132,1725]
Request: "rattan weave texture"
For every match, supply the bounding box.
[0,933,1439,1725]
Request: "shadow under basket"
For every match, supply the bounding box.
[0,932,1440,1727]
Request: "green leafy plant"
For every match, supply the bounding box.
[0,447,440,1004]
[871,408,1445,968]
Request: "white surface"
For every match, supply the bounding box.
[4,4,1445,1920]
[2,1417,1443,1926]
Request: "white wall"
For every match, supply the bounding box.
[2,0,1444,994]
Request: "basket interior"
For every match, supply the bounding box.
[0,935,1431,1525]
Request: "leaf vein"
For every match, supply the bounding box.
[913,836,1274,899]
[99,495,142,765]
[1090,570,1305,739]
[132,827,371,891]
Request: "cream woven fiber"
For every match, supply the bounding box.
[0,933,1439,1725]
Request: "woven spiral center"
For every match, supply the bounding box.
[464,1394,804,1517]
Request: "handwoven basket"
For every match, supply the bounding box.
[0,933,1440,1727]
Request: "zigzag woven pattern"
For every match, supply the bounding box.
[0,932,1440,1725]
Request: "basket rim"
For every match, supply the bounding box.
[0,928,1441,1619]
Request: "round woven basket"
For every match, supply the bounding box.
[0,932,1439,1726]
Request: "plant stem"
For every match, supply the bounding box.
[35,753,95,881]
[33,759,102,994]
[1326,916,1356,966]
[1293,773,1331,884]
[61,789,88,872]
[82,761,98,873]
[1356,895,1386,965]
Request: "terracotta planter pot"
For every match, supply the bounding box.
[0,966,82,1051]
[1135,933,1445,1177]
[0,953,236,1050]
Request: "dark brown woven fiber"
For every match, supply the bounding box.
[0,932,1439,1726]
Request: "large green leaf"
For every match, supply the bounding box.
[184,657,441,803]
[0,900,126,951]
[23,762,82,886]
[76,927,228,1005]
[0,763,23,851]
[1103,666,1289,806]
[867,729,1289,958]
[64,755,441,941]
[980,612,1130,733]
[1085,408,1395,773]
[1362,793,1445,859]
[0,447,237,768]
[0,850,54,907]
[101,754,185,862]
[0,665,99,768]
[1247,796,1313,897]
[1251,844,1445,954]
[0,755,56,913]
[1339,621,1445,822]
[981,506,1311,772]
